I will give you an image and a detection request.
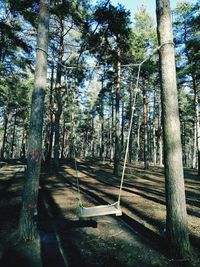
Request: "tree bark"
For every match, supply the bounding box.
[10,112,17,158]
[114,60,121,175]
[1,109,8,159]
[61,117,66,159]
[157,94,163,166]
[194,83,200,174]
[135,116,141,162]
[91,117,95,158]
[142,78,149,169]
[19,0,50,241]
[121,92,125,155]
[129,81,133,163]
[99,81,104,160]
[197,94,200,175]
[156,0,190,259]
[54,19,64,170]
[192,120,197,168]
[110,86,115,162]
[153,88,157,166]
[20,126,26,159]
[46,63,55,162]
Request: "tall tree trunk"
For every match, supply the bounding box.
[114,60,121,175]
[46,63,55,162]
[192,119,197,169]
[129,81,133,163]
[20,126,26,159]
[157,94,163,166]
[61,117,66,159]
[19,0,50,241]
[54,19,64,170]
[99,81,104,160]
[135,116,141,162]
[183,17,199,172]
[142,78,149,169]
[91,117,95,158]
[197,94,200,175]
[69,86,76,160]
[194,82,200,174]
[156,0,190,258]
[110,86,115,162]
[152,124,157,166]
[1,110,8,159]
[153,88,157,166]
[181,120,186,166]
[121,92,124,155]
[148,109,152,163]
[10,112,17,158]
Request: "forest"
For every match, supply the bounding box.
[0,0,200,266]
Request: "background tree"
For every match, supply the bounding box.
[173,1,200,173]
[83,1,132,175]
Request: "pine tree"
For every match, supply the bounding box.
[156,0,190,259]
[19,0,50,241]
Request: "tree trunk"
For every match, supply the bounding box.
[99,84,104,160]
[114,60,121,175]
[142,78,149,169]
[10,112,17,158]
[54,19,64,170]
[197,95,200,175]
[157,94,163,166]
[156,0,190,259]
[1,110,8,159]
[110,86,115,162]
[19,0,50,241]
[20,126,26,159]
[121,92,125,155]
[194,83,200,174]
[91,118,95,158]
[153,88,157,166]
[61,117,66,159]
[128,81,134,163]
[135,116,141,162]
[46,63,55,162]
[181,120,186,166]
[192,119,197,169]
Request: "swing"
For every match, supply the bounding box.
[70,64,141,219]
[72,132,124,218]
[79,202,122,219]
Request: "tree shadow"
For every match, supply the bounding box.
[38,182,98,267]
[59,160,200,249]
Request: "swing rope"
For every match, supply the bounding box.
[117,63,142,207]
[117,41,174,207]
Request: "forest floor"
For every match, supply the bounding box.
[0,159,200,267]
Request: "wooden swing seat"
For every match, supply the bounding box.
[79,202,122,219]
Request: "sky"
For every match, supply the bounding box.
[110,0,198,22]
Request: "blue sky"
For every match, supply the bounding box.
[110,0,198,22]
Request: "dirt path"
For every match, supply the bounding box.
[41,169,172,267]
[0,160,200,267]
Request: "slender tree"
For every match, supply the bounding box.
[173,2,200,173]
[19,0,50,241]
[142,77,149,169]
[53,18,64,170]
[156,0,190,259]
[114,58,121,175]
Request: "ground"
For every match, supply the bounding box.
[0,159,199,267]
